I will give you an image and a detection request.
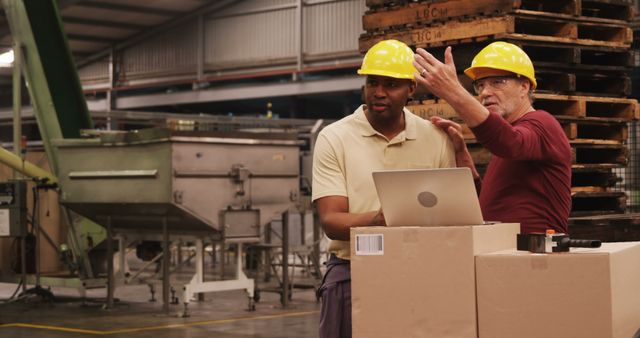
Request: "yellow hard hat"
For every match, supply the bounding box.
[358,39,416,80]
[464,41,537,89]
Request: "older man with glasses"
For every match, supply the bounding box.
[413,41,572,235]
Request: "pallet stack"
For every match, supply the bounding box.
[360,0,640,239]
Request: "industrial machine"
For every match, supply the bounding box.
[0,0,323,315]
[54,127,302,313]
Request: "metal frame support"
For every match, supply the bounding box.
[195,238,204,301]
[282,210,290,308]
[162,217,169,313]
[12,42,22,161]
[293,0,303,81]
[106,216,114,309]
[196,14,204,81]
[181,241,255,316]
[62,207,94,279]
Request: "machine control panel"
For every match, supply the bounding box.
[0,180,27,237]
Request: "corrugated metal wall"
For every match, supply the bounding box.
[78,0,365,86]
[122,21,198,80]
[77,57,110,85]
[304,0,365,59]
[205,2,297,70]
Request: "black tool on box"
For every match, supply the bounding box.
[517,232,602,253]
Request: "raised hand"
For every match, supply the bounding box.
[430,116,479,179]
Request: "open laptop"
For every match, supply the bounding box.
[372,168,484,227]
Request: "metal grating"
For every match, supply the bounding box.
[613,120,640,212]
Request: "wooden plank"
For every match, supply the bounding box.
[563,122,578,139]
[497,32,630,48]
[570,139,623,145]
[572,186,607,192]
[571,163,625,169]
[408,99,459,120]
[520,0,579,16]
[365,0,411,10]
[570,213,640,223]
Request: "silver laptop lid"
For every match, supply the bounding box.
[372,168,484,227]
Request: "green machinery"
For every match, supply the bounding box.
[0,0,312,315]
[1,0,107,293]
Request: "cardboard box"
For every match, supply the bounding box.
[350,223,519,338]
[476,242,640,338]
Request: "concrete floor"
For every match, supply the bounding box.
[0,253,323,337]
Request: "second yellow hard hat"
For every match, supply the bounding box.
[464,41,537,89]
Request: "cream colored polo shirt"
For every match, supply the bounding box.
[312,105,455,260]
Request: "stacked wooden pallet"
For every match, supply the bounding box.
[360,0,639,230]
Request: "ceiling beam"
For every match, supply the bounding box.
[62,16,146,30]
[67,33,118,43]
[74,1,182,17]
[57,0,90,9]
[76,0,242,68]
[107,75,363,110]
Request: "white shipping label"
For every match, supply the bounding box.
[355,234,384,255]
[0,209,9,236]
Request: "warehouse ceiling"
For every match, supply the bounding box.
[0,0,239,66]
[0,0,363,119]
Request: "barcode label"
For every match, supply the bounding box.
[355,234,384,255]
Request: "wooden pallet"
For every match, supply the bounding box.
[581,0,635,21]
[571,169,620,191]
[364,0,523,31]
[359,14,633,52]
[425,41,635,73]
[573,144,628,165]
[556,116,628,142]
[569,212,640,242]
[408,94,638,120]
[570,191,626,216]
[440,121,627,144]
[466,143,627,166]
[363,0,633,31]
[535,70,630,97]
[409,113,630,143]
[534,93,639,119]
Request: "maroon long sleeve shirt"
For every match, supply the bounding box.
[471,111,572,234]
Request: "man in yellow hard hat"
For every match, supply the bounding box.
[312,39,455,338]
[413,41,571,235]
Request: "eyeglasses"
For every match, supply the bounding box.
[472,76,518,95]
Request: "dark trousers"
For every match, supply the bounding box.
[318,254,351,338]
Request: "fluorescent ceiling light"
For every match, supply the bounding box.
[0,50,14,67]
